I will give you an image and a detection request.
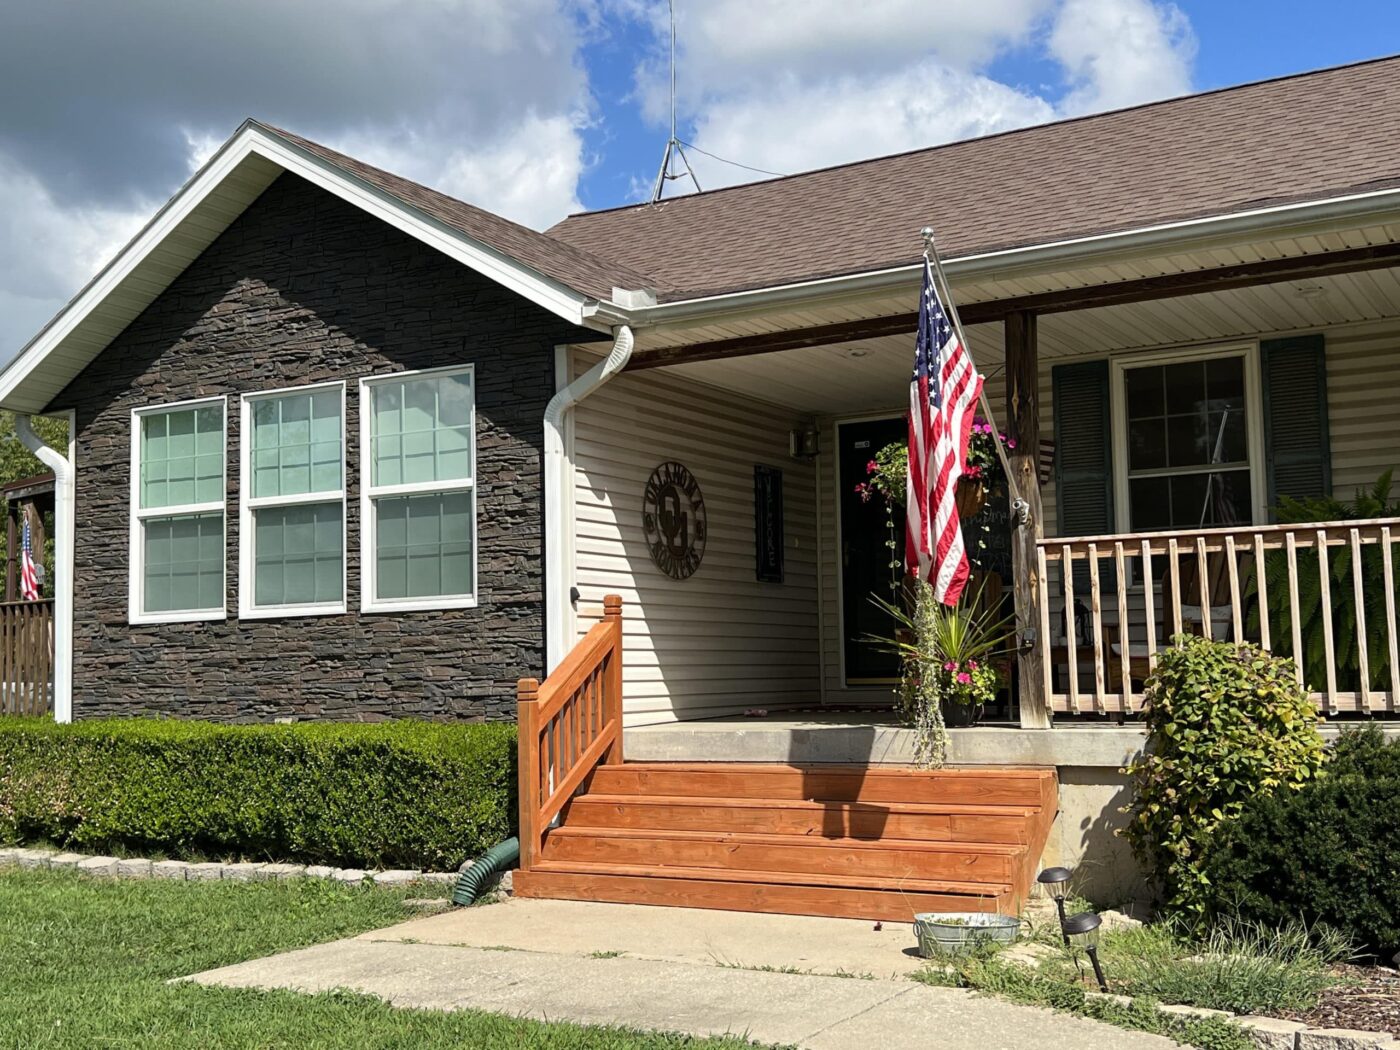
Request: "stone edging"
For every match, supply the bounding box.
[1086,989,1400,1050]
[0,845,471,888]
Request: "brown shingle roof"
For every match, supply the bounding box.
[255,121,654,301]
[547,56,1400,301]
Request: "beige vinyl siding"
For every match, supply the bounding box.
[569,350,820,725]
[1324,321,1400,495]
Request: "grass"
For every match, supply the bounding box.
[1036,916,1350,1015]
[0,868,782,1049]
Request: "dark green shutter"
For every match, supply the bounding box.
[1052,360,1115,537]
[1261,334,1331,513]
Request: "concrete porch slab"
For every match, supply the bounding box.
[625,715,1149,768]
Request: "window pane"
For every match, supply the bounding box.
[374,491,474,600]
[140,405,224,509]
[1131,470,1251,531]
[249,390,343,499]
[370,371,474,487]
[1162,360,1206,417]
[143,512,223,613]
[1166,411,1209,467]
[253,502,344,607]
[1127,418,1167,471]
[1124,365,1163,418]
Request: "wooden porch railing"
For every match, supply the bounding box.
[1035,518,1400,716]
[516,595,623,871]
[0,599,53,717]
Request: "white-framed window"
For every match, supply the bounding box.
[1110,342,1267,533]
[128,397,227,623]
[238,383,347,618]
[359,365,477,612]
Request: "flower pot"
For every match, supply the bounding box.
[943,702,984,728]
[914,912,1020,958]
[955,478,989,519]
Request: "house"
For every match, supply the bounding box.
[4,56,1398,914]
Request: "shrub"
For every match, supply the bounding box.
[1203,726,1400,957]
[0,717,516,870]
[1122,636,1325,922]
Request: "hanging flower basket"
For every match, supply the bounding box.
[955,477,989,519]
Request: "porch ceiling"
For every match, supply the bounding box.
[650,264,1400,416]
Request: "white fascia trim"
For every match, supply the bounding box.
[0,124,608,413]
[609,184,1400,329]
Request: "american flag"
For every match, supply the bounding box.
[19,517,39,601]
[906,257,983,606]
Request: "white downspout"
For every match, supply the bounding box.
[15,415,73,723]
[543,324,634,672]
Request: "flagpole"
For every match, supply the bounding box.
[920,226,1030,526]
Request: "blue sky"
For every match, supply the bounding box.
[0,0,1396,359]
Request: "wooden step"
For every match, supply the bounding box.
[514,868,1014,922]
[563,793,1039,844]
[541,825,1025,884]
[588,763,1056,807]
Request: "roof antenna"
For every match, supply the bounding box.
[650,0,700,202]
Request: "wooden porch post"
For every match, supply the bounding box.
[516,677,541,871]
[1006,311,1050,728]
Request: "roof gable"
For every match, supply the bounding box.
[0,122,640,414]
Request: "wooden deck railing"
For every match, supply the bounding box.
[1035,518,1400,715]
[0,599,53,716]
[516,595,623,871]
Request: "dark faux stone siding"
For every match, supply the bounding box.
[53,173,588,722]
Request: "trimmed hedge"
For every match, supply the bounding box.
[0,717,516,870]
[1203,726,1400,957]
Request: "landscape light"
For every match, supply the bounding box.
[1036,866,1074,945]
[1063,911,1108,992]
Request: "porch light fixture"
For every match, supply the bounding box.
[1037,866,1074,946]
[1063,911,1108,992]
[789,426,820,461]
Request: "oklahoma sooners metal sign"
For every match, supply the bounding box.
[642,461,706,580]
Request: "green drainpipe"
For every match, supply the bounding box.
[452,837,519,906]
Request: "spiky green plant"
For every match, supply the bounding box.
[1245,470,1400,693]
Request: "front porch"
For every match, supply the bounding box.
[564,243,1400,732]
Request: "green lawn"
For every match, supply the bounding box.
[0,868,776,1049]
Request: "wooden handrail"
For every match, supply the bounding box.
[517,595,623,872]
[1034,519,1400,716]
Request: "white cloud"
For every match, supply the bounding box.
[1050,0,1196,112]
[0,153,151,358]
[624,0,1197,195]
[690,65,1056,187]
[332,110,588,231]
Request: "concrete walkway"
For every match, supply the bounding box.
[186,898,1176,1049]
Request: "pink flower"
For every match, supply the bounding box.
[866,460,878,474]
[944,661,958,671]
[968,660,979,671]
[956,672,972,685]
[1006,438,1017,449]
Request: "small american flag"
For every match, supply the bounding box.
[19,518,39,601]
[906,257,983,606]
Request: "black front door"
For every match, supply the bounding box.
[838,417,906,684]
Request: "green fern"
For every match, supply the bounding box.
[1245,470,1400,693]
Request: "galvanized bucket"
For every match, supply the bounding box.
[913,912,1020,958]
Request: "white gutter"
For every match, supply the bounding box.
[543,324,634,672]
[14,415,73,724]
[586,184,1400,331]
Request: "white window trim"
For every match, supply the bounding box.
[1109,340,1268,534]
[238,382,348,620]
[128,395,229,625]
[359,364,478,614]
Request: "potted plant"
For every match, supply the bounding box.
[870,582,1015,766]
